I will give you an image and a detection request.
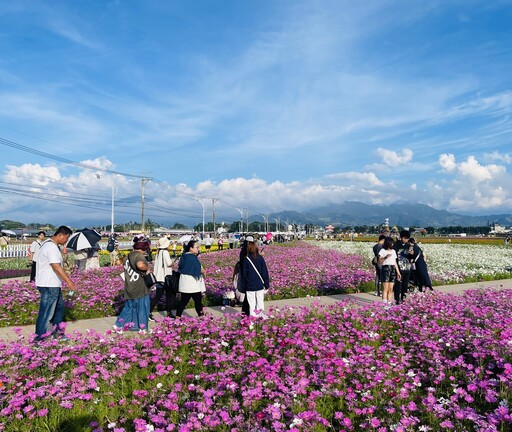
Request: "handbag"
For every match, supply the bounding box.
[143,272,157,288]
[164,272,180,294]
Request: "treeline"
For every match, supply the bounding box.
[0,220,56,230]
[329,225,492,235]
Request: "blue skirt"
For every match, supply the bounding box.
[115,295,150,331]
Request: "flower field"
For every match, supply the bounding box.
[0,258,31,279]
[0,243,373,328]
[314,241,512,284]
[1,289,511,431]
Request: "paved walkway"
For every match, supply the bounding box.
[1,278,511,343]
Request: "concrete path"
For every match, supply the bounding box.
[1,278,511,343]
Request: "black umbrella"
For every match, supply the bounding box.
[66,228,102,251]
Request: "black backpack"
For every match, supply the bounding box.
[106,237,116,252]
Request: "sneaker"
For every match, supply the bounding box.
[148,314,155,322]
[112,325,123,334]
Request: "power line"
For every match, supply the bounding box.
[0,137,260,225]
[0,137,145,179]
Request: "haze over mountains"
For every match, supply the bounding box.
[262,202,512,228]
[14,201,511,230]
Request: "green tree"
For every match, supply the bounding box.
[248,221,264,232]
[0,220,26,229]
[171,222,189,230]
[193,222,214,233]
[227,222,240,233]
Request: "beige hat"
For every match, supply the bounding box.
[157,237,171,249]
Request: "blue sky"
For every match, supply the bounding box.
[1,0,512,227]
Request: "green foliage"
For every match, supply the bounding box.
[171,222,189,230]
[0,220,27,229]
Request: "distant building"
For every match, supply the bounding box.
[489,224,511,234]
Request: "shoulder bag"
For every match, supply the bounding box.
[164,257,181,294]
[128,253,156,288]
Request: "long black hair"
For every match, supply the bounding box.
[184,240,198,253]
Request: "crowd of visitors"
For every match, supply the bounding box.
[29,223,438,341]
[373,230,433,306]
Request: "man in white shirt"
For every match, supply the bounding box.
[29,231,46,282]
[34,226,77,342]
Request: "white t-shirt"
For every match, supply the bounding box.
[30,240,43,261]
[379,248,397,266]
[36,240,63,287]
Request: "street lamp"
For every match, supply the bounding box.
[197,199,206,239]
[235,208,244,233]
[273,217,280,233]
[96,174,117,233]
[260,214,268,233]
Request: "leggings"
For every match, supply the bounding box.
[176,292,204,317]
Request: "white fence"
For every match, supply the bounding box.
[0,244,30,259]
[0,242,135,259]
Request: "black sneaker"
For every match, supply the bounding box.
[148,314,155,322]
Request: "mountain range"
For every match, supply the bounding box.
[257,202,512,228]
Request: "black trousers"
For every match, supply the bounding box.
[393,270,410,304]
[150,282,176,314]
[30,261,37,282]
[241,294,250,316]
[374,265,382,295]
[176,292,204,317]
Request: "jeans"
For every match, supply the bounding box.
[35,286,65,340]
[115,295,150,331]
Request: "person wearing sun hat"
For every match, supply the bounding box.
[149,236,175,320]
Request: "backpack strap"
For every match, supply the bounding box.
[246,257,264,284]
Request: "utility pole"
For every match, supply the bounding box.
[141,177,150,232]
[211,198,219,234]
[245,208,249,233]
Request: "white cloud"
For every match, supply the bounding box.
[326,171,384,187]
[5,163,61,186]
[1,154,511,225]
[439,153,457,172]
[374,148,413,167]
[483,151,512,164]
[434,154,511,212]
[458,156,504,182]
